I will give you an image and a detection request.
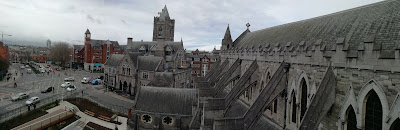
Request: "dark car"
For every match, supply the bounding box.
[41,86,54,93]
[97,76,104,80]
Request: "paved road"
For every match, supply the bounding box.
[0,63,134,115]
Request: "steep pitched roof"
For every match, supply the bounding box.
[147,72,174,87]
[73,45,84,51]
[134,86,197,115]
[234,0,400,51]
[85,29,91,34]
[104,54,124,67]
[137,56,164,71]
[88,39,119,47]
[128,52,141,67]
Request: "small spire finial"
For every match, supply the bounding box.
[246,23,251,29]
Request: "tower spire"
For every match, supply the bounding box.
[223,24,232,40]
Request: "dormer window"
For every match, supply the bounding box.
[139,45,146,54]
[158,26,162,36]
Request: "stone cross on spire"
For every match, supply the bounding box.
[246,23,251,30]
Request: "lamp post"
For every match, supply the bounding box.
[1,32,12,42]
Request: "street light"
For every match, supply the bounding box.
[1,32,12,42]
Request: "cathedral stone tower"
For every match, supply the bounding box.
[221,25,233,50]
[153,5,175,41]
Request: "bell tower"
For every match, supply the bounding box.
[85,29,91,42]
[153,5,175,41]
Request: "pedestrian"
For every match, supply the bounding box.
[21,73,23,76]
[82,90,84,96]
[14,82,17,87]
[13,77,15,81]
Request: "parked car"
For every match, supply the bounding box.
[41,86,54,93]
[97,76,104,80]
[11,93,29,101]
[61,82,72,88]
[67,85,76,91]
[25,97,40,105]
[20,66,25,69]
[56,68,60,71]
[91,79,101,85]
[64,77,75,81]
[81,77,90,83]
[25,65,29,68]
[39,68,45,73]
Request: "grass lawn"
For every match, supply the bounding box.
[0,100,59,130]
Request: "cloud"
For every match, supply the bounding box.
[0,0,384,51]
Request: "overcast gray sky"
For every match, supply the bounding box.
[0,0,383,51]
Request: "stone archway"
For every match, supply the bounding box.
[119,80,122,90]
[123,81,128,93]
[128,83,132,95]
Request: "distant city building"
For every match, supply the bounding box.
[0,41,9,64]
[46,39,51,49]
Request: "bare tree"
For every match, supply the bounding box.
[49,42,72,67]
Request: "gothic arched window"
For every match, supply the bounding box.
[390,118,400,130]
[364,91,382,130]
[300,78,308,121]
[291,91,297,123]
[158,26,163,36]
[346,106,357,130]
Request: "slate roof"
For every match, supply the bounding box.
[127,41,182,52]
[223,99,282,130]
[137,56,164,71]
[147,72,174,87]
[104,54,124,67]
[234,0,400,51]
[73,45,84,51]
[128,52,141,67]
[88,39,119,47]
[134,86,197,115]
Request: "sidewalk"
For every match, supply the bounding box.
[103,91,135,104]
[0,65,22,88]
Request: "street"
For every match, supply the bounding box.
[0,63,134,115]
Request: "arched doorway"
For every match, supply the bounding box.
[291,91,297,123]
[300,78,307,121]
[119,80,122,90]
[345,106,357,130]
[364,91,382,130]
[123,81,128,93]
[390,118,400,130]
[128,83,132,95]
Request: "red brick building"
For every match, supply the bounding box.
[74,29,124,71]
[187,49,219,77]
[0,41,9,62]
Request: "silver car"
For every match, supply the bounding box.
[25,96,40,105]
[11,93,29,101]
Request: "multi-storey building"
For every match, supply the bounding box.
[73,29,124,71]
[187,49,219,77]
